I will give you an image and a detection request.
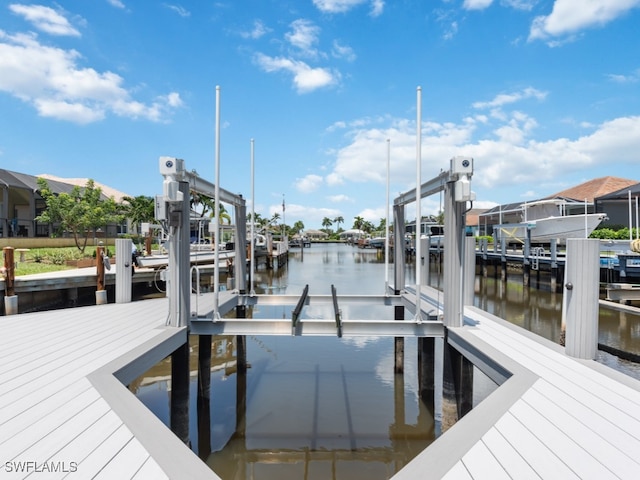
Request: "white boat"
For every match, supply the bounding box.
[136,245,235,269]
[494,199,607,244]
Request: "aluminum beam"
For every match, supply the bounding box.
[190,318,443,337]
[393,170,450,207]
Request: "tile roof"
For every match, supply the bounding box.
[546,176,638,203]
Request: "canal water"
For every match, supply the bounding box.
[132,242,640,479]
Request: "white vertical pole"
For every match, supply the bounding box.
[636,197,640,240]
[414,86,422,322]
[584,198,588,238]
[213,86,221,318]
[250,139,256,296]
[629,190,633,243]
[385,138,390,295]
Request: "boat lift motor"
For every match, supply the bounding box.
[451,156,475,203]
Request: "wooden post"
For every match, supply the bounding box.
[563,239,600,359]
[550,239,559,293]
[442,335,473,432]
[418,337,435,414]
[3,247,18,315]
[145,234,152,256]
[96,245,105,291]
[171,341,190,446]
[197,334,212,459]
[394,305,404,374]
[3,247,15,296]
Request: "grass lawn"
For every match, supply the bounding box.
[7,246,110,277]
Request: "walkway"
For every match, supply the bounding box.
[0,297,218,479]
[396,286,640,479]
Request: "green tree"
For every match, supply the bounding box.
[121,195,155,234]
[352,216,364,231]
[190,192,231,224]
[292,220,305,235]
[36,178,120,253]
[322,217,333,233]
[333,215,344,232]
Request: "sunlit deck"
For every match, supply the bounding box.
[2,284,640,479]
[0,296,218,479]
[396,286,640,479]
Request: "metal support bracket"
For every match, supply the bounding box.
[331,284,343,338]
[291,284,309,335]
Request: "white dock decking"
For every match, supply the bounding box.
[0,296,218,480]
[2,282,640,479]
[396,288,640,480]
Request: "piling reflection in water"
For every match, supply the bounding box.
[204,334,436,480]
[131,244,505,479]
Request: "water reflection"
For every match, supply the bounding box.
[133,243,640,478]
[204,335,435,480]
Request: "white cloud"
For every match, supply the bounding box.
[285,19,320,56]
[164,4,190,17]
[9,4,80,37]
[323,99,640,204]
[332,40,356,62]
[253,53,339,93]
[462,0,494,10]
[472,87,547,109]
[313,0,385,16]
[271,203,341,225]
[502,0,537,10]
[607,68,640,83]
[240,20,270,40]
[295,174,324,192]
[107,0,126,8]
[529,0,640,43]
[0,30,181,124]
[327,194,353,202]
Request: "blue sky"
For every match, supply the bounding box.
[1,0,639,230]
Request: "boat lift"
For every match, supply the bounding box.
[159,155,474,337]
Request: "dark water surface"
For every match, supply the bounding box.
[132,243,640,479]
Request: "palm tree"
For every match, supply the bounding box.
[352,216,364,231]
[333,215,344,232]
[293,220,305,236]
[121,195,155,234]
[191,192,231,224]
[322,217,333,233]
